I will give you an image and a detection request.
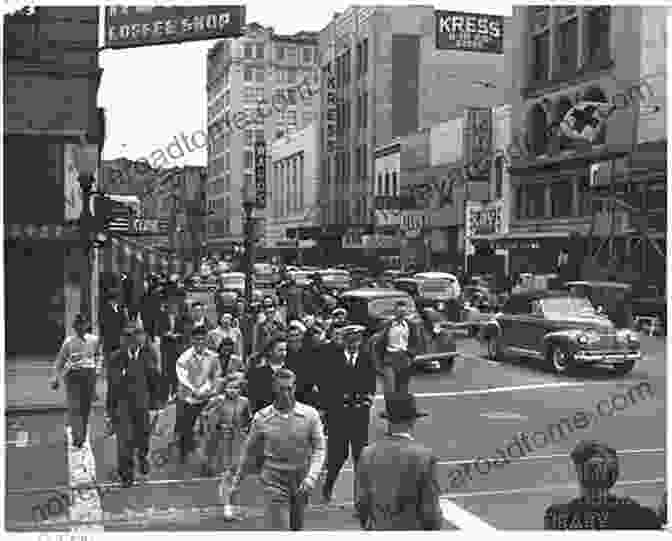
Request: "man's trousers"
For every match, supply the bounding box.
[260,467,309,530]
[160,337,180,401]
[323,405,371,499]
[115,400,150,480]
[64,368,97,447]
[175,400,207,460]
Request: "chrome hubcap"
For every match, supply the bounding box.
[552,348,568,372]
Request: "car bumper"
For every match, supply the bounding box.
[573,350,641,368]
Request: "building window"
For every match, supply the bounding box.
[244,150,254,170]
[585,6,611,67]
[255,68,265,83]
[528,104,549,157]
[384,172,391,196]
[299,154,304,209]
[287,88,297,105]
[225,152,230,170]
[254,129,265,143]
[286,46,297,62]
[556,8,578,78]
[515,186,525,219]
[244,44,253,58]
[530,6,550,83]
[361,39,368,75]
[391,171,398,196]
[225,173,231,193]
[302,111,313,125]
[244,129,253,146]
[256,43,264,59]
[302,47,312,64]
[526,183,546,219]
[361,144,367,180]
[361,92,368,128]
[287,68,297,84]
[494,155,503,199]
[276,45,285,61]
[550,181,572,217]
[377,173,383,196]
[244,67,253,82]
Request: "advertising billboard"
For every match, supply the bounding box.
[105,6,245,49]
[435,11,504,54]
[254,140,267,209]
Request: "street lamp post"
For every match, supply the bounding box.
[242,198,256,358]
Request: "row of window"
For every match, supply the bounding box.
[271,152,305,219]
[207,197,228,211]
[530,6,610,85]
[243,42,317,65]
[325,198,369,226]
[514,177,589,220]
[208,218,230,236]
[376,170,399,197]
[326,37,369,89]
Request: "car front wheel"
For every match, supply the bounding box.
[486,335,502,361]
[549,345,572,374]
[612,358,635,377]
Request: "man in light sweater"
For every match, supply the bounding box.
[229,368,326,530]
[174,325,221,463]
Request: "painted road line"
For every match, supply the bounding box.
[439,498,496,530]
[341,448,665,472]
[447,477,665,499]
[480,411,529,421]
[374,379,652,400]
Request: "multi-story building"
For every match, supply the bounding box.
[317,5,511,260]
[266,123,321,263]
[506,6,666,292]
[4,7,103,357]
[206,23,320,253]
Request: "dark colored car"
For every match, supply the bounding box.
[392,277,454,313]
[339,288,457,372]
[481,290,641,376]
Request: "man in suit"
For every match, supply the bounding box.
[108,324,162,487]
[285,323,320,409]
[156,300,188,402]
[355,392,443,530]
[320,325,377,505]
[100,289,129,431]
[377,300,421,396]
[246,335,288,414]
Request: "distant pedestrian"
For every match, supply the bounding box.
[208,312,244,360]
[100,290,129,433]
[156,300,187,402]
[247,336,289,413]
[50,314,101,448]
[355,392,443,530]
[214,336,246,376]
[544,440,662,529]
[228,368,326,530]
[376,300,421,395]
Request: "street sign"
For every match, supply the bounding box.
[105,6,246,49]
[435,11,504,54]
[132,218,160,234]
[254,140,267,209]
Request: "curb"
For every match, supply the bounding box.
[6,401,107,416]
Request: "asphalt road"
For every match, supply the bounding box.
[6,335,666,531]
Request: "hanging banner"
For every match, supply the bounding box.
[325,67,338,154]
[254,140,267,209]
[464,108,493,179]
[105,6,246,49]
[435,11,504,54]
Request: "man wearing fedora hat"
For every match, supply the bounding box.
[320,324,377,506]
[355,392,443,530]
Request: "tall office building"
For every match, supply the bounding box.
[316,5,510,261]
[206,23,320,252]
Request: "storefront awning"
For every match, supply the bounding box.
[509,145,631,176]
[471,231,571,250]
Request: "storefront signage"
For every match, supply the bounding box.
[464,108,492,179]
[64,145,83,221]
[465,200,506,238]
[363,234,401,250]
[400,168,462,210]
[325,68,338,154]
[401,211,430,233]
[254,140,267,209]
[375,209,402,227]
[435,11,504,54]
[105,5,245,49]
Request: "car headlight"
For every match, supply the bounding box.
[618,330,640,344]
[578,334,589,344]
[436,302,445,311]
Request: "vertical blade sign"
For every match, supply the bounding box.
[254,140,266,209]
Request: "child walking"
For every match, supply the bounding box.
[198,374,251,478]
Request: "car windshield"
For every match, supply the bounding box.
[220,275,244,288]
[369,297,417,318]
[540,297,597,318]
[420,279,452,295]
[321,271,351,286]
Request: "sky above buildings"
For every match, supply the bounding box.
[98,1,511,168]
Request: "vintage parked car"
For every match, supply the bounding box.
[393,277,454,313]
[565,281,634,329]
[338,288,458,372]
[316,268,353,293]
[480,290,641,376]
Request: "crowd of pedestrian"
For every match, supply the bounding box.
[48,268,665,531]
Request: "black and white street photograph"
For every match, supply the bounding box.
[3,1,669,533]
